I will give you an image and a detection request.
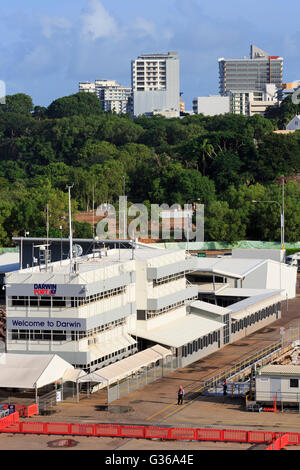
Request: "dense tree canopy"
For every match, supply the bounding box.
[0,91,299,245]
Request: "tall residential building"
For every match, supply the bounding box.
[131,51,180,117]
[79,80,132,115]
[219,45,283,96]
[78,82,96,94]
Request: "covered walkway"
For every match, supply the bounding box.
[76,345,172,403]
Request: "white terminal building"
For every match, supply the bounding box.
[5,246,198,371]
[4,245,297,375]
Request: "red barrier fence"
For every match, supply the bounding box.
[1,404,38,418]
[0,412,19,430]
[0,417,299,449]
[26,404,38,417]
[266,433,290,450]
[15,406,27,417]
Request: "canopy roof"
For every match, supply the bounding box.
[191,257,267,279]
[78,345,172,385]
[132,314,225,348]
[229,290,282,320]
[0,353,83,389]
[0,252,19,273]
[190,300,231,317]
[89,334,136,362]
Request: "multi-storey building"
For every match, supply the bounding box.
[219,45,283,96]
[5,250,137,371]
[5,243,293,375]
[128,248,226,367]
[78,82,96,94]
[229,83,277,117]
[131,51,180,117]
[5,246,199,370]
[192,95,230,116]
[79,80,132,114]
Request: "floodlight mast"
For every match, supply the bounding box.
[46,204,49,271]
[67,185,74,273]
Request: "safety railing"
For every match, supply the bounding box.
[0,418,299,448]
[197,339,287,394]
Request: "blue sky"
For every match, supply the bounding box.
[0,0,299,108]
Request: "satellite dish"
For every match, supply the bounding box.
[72,244,83,258]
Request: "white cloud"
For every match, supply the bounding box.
[133,17,157,38]
[81,0,118,40]
[40,15,71,38]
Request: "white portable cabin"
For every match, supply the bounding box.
[256,364,300,405]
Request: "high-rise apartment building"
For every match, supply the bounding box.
[131,51,180,117]
[79,80,132,114]
[219,45,283,96]
[78,82,96,94]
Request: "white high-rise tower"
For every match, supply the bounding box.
[131,51,180,117]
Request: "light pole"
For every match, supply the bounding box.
[122,175,126,240]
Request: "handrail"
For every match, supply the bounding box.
[196,339,286,394]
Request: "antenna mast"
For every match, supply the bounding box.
[46,203,49,271]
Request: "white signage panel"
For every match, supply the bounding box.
[7,317,87,331]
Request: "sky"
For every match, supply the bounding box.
[0,0,299,109]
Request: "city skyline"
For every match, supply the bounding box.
[0,0,299,108]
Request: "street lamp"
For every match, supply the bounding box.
[251,199,284,250]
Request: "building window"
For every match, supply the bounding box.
[153,271,185,286]
[10,286,126,310]
[147,298,197,320]
[290,379,299,388]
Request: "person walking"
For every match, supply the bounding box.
[178,385,184,405]
[223,379,227,396]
